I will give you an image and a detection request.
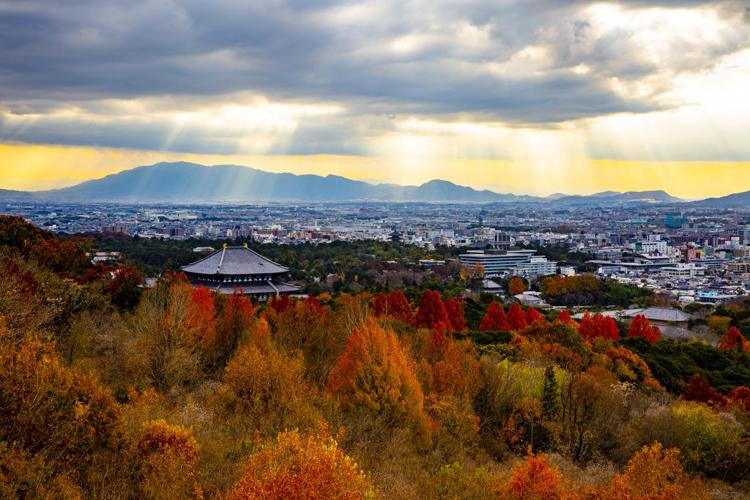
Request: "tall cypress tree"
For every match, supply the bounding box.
[541,366,559,422]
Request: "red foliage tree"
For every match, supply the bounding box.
[186,286,218,349]
[627,314,662,344]
[719,326,749,352]
[525,307,545,325]
[268,294,291,313]
[578,312,619,340]
[506,303,528,331]
[555,309,576,326]
[373,290,414,324]
[425,334,483,402]
[480,302,511,332]
[415,290,449,329]
[682,374,727,407]
[444,298,467,332]
[729,386,750,412]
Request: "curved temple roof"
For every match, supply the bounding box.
[182,246,289,276]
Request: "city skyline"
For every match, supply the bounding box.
[2,1,750,196]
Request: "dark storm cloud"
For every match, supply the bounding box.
[0,0,748,153]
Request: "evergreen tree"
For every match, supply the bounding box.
[541,366,559,422]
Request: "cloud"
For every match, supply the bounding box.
[0,0,749,156]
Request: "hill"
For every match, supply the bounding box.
[3,161,686,205]
[690,189,750,208]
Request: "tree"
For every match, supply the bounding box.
[215,291,255,368]
[480,302,511,332]
[578,312,619,340]
[627,315,662,344]
[373,290,413,324]
[525,307,545,325]
[541,366,559,422]
[415,289,448,329]
[682,374,727,407]
[227,431,374,500]
[494,451,569,499]
[107,263,144,311]
[598,443,708,499]
[719,326,749,352]
[136,420,202,499]
[327,319,429,433]
[508,277,528,296]
[0,321,122,488]
[506,303,528,330]
[223,342,321,435]
[555,309,576,326]
[445,298,467,332]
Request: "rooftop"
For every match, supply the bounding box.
[182,245,289,276]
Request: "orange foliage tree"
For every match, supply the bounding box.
[507,303,528,330]
[508,277,528,296]
[136,420,202,499]
[424,332,483,402]
[327,319,429,433]
[480,301,511,332]
[494,451,570,499]
[603,347,663,391]
[415,289,448,329]
[227,430,374,500]
[596,442,708,499]
[0,321,122,486]
[719,326,749,352]
[223,340,321,434]
[626,315,662,344]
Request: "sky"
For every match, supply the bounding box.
[1,0,750,198]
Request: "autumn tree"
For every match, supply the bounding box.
[222,341,321,435]
[227,431,374,500]
[719,326,749,352]
[525,307,545,325]
[578,312,619,341]
[0,319,123,490]
[627,315,662,344]
[506,303,528,330]
[480,301,511,332]
[596,443,708,499]
[136,420,202,499]
[214,291,256,368]
[555,309,576,326]
[107,263,144,311]
[327,319,429,434]
[494,451,570,499]
[373,290,413,324]
[445,297,467,332]
[508,277,528,296]
[415,289,449,329]
[682,374,727,407]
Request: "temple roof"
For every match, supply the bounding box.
[182,246,289,276]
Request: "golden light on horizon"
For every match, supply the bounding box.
[1,142,749,199]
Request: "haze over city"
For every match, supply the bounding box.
[2,0,750,197]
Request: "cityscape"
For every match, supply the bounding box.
[3,0,750,498]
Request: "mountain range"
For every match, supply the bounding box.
[0,161,747,206]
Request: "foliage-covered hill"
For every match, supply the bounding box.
[2,215,750,498]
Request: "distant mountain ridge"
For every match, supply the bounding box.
[0,161,698,205]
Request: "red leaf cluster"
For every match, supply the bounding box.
[372,290,414,324]
[719,326,749,352]
[415,290,449,330]
[506,303,528,331]
[578,312,620,340]
[682,374,727,407]
[480,302,511,332]
[626,315,662,344]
